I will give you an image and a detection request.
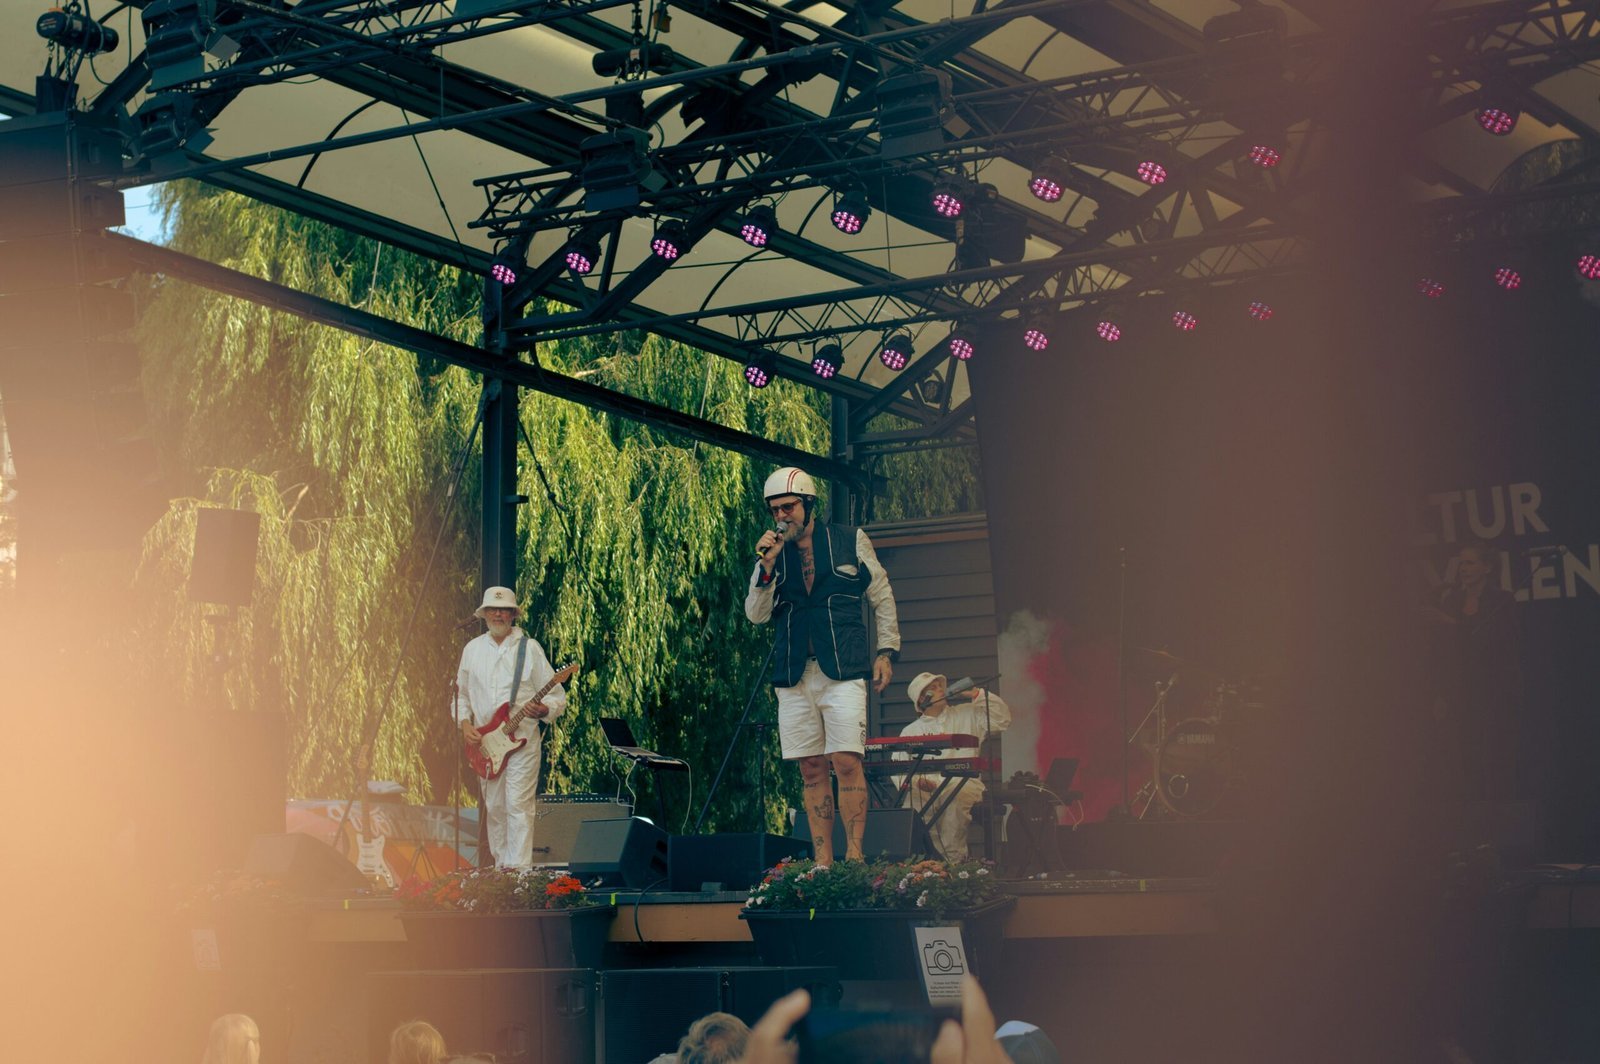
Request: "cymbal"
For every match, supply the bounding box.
[1131,647,1188,675]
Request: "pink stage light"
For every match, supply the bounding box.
[1494,267,1522,290]
[1416,278,1446,298]
[879,334,913,371]
[1248,144,1281,168]
[1172,310,1198,331]
[948,334,974,361]
[1136,160,1167,185]
[1029,174,1064,202]
[490,262,516,285]
[1577,255,1600,280]
[1247,300,1274,321]
[1476,108,1518,136]
[1023,325,1049,352]
[1096,320,1121,342]
[744,362,771,388]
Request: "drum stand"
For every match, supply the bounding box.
[1126,674,1178,820]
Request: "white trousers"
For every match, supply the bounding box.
[483,739,542,868]
[907,780,985,861]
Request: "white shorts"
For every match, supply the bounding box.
[776,658,867,759]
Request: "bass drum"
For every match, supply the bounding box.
[1155,718,1236,818]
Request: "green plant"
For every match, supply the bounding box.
[396,867,594,913]
[745,856,1001,918]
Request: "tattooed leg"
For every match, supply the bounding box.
[799,755,835,865]
[832,752,869,861]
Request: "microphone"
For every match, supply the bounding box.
[756,520,790,558]
[946,676,977,697]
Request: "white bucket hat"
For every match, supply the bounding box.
[474,586,523,619]
[907,671,945,712]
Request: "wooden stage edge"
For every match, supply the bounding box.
[307,878,1600,947]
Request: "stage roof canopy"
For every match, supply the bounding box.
[5,0,1599,454]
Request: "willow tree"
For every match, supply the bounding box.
[129,182,874,831]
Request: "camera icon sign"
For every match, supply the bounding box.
[922,939,965,975]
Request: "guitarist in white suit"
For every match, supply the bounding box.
[456,586,568,868]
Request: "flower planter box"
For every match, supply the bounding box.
[739,897,1014,982]
[398,905,614,970]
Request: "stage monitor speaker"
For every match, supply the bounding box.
[598,967,838,1064]
[189,507,261,607]
[368,968,593,1064]
[667,833,812,892]
[532,796,631,867]
[790,807,923,860]
[570,817,669,888]
[246,832,369,895]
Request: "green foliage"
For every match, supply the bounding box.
[745,856,1001,918]
[860,415,984,523]
[128,182,978,834]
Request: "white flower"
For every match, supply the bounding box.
[958,870,970,880]
[916,891,929,907]
[746,897,756,906]
[898,877,909,890]
[976,867,990,876]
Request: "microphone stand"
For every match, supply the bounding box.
[967,672,1004,862]
[692,622,782,835]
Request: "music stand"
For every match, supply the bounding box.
[599,717,688,824]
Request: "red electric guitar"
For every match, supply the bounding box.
[465,663,579,781]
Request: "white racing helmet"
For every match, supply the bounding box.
[762,466,818,502]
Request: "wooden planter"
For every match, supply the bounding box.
[398,905,614,970]
[739,897,1014,982]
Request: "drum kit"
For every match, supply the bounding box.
[1126,647,1273,820]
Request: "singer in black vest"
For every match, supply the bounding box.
[746,467,901,866]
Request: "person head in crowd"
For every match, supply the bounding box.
[200,1013,260,1064]
[995,1020,1064,1064]
[676,1010,751,1064]
[388,1019,448,1064]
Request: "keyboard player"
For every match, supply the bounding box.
[895,673,1011,860]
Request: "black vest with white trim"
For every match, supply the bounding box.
[768,524,873,686]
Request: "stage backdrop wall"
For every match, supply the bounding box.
[969,272,1600,851]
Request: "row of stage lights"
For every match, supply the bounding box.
[552,137,1289,280]
[734,298,1281,388]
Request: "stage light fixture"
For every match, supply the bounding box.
[36,8,119,54]
[948,331,975,361]
[133,92,210,158]
[1476,107,1519,136]
[1029,155,1070,203]
[1577,254,1600,280]
[739,204,778,248]
[564,235,600,276]
[744,349,776,388]
[141,0,209,91]
[931,177,967,219]
[592,42,676,78]
[1023,318,1050,352]
[1247,300,1274,321]
[650,219,687,262]
[879,333,913,371]
[1416,277,1445,298]
[1494,267,1522,290]
[1172,310,1198,331]
[811,342,844,379]
[489,260,517,285]
[1136,160,1168,186]
[832,187,870,235]
[1096,320,1122,342]
[1247,143,1281,168]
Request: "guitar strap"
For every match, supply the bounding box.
[507,632,529,716]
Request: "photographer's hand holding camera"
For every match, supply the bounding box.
[737,976,1013,1064]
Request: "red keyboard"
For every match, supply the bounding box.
[864,733,980,751]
